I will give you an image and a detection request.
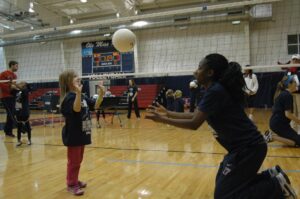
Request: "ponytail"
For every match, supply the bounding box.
[204,54,246,104]
[220,62,246,104]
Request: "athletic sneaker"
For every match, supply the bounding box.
[78,181,87,188]
[16,141,22,146]
[249,114,254,121]
[67,185,84,196]
[276,173,297,199]
[27,140,31,145]
[264,130,273,143]
[268,165,284,178]
[96,122,101,128]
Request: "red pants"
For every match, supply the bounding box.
[67,146,85,186]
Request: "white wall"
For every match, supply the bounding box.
[0,47,6,72]
[3,0,300,80]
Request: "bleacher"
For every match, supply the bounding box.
[109,84,160,108]
[27,84,160,110]
[29,88,60,110]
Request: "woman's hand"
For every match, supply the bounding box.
[145,103,167,122]
[145,110,164,123]
[149,103,168,116]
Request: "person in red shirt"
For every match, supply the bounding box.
[0,61,19,137]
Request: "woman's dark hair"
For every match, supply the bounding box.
[203,53,246,104]
[273,75,294,101]
[245,65,253,78]
[129,79,135,86]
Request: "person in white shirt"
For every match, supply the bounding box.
[290,54,300,89]
[244,65,259,121]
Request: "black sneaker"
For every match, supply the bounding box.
[6,133,15,138]
[276,173,297,199]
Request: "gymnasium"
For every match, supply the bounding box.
[0,0,299,198]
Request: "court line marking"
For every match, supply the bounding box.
[3,140,300,159]
[106,158,300,173]
[106,158,219,168]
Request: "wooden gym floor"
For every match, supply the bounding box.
[0,109,299,199]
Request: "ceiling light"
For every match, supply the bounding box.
[70,19,74,24]
[116,13,120,18]
[30,2,34,8]
[132,21,148,27]
[134,10,138,15]
[232,20,241,25]
[70,30,82,34]
[80,0,87,3]
[103,33,111,37]
[30,26,34,30]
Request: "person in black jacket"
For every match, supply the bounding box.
[59,69,94,196]
[15,82,32,146]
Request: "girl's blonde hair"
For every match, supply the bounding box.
[59,69,78,104]
[174,90,182,98]
[165,89,174,97]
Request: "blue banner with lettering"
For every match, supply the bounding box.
[81,40,134,75]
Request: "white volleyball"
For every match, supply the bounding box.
[189,81,198,88]
[112,29,136,52]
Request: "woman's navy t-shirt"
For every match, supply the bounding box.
[128,85,138,99]
[61,92,92,146]
[198,82,264,152]
[270,90,293,129]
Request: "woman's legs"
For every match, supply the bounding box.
[270,125,300,146]
[127,100,132,118]
[133,99,140,118]
[214,143,285,199]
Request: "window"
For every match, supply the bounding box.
[288,34,300,55]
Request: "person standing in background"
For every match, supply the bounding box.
[174,90,184,112]
[0,61,19,137]
[189,80,204,112]
[15,82,32,146]
[94,82,106,128]
[244,65,259,121]
[127,79,140,119]
[165,89,175,111]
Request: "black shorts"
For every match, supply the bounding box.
[246,95,256,108]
